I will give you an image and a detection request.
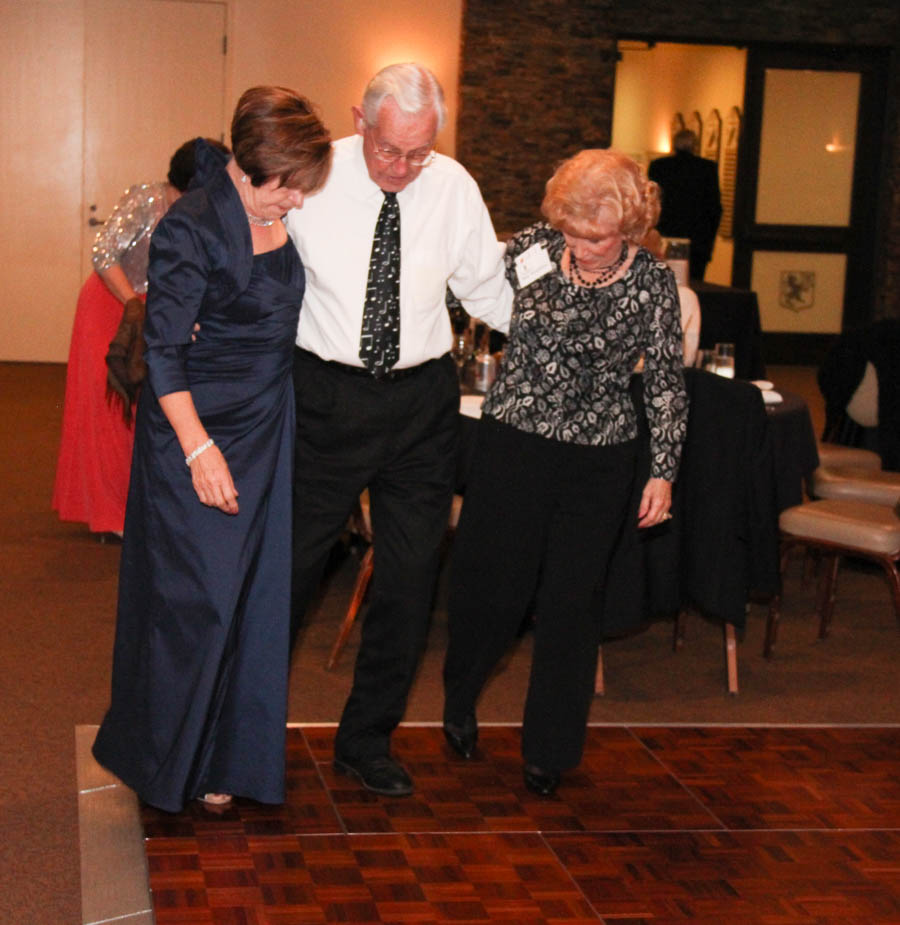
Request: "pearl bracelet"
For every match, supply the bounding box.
[185,438,214,467]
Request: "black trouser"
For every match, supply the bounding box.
[444,416,636,771]
[291,349,459,760]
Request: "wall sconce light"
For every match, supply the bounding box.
[825,135,849,153]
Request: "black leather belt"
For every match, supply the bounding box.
[296,348,447,382]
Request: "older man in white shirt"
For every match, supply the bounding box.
[285,62,511,797]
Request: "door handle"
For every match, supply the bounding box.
[88,217,105,226]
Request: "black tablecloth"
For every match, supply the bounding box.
[766,389,820,512]
[595,370,780,633]
[694,281,766,381]
[457,380,818,513]
[454,375,819,633]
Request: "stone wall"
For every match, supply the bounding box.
[457,0,617,235]
[459,0,900,317]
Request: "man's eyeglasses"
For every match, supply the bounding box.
[371,142,435,168]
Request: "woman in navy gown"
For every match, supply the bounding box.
[93,88,332,812]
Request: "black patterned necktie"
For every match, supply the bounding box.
[359,191,401,376]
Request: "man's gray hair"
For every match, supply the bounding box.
[361,62,447,132]
[673,129,698,153]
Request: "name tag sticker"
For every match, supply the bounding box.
[514,244,553,288]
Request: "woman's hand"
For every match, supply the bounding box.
[637,477,672,529]
[97,263,139,304]
[158,391,239,515]
[188,444,239,514]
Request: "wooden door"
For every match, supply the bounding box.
[0,1,227,363]
[0,0,84,362]
[732,44,890,364]
[82,0,227,281]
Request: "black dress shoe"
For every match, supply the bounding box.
[523,764,560,796]
[443,714,478,759]
[333,754,414,797]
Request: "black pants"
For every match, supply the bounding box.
[292,349,459,759]
[444,416,636,771]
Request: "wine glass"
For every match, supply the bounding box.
[451,326,473,373]
[714,342,736,379]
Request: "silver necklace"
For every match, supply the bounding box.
[246,212,275,228]
[568,240,628,288]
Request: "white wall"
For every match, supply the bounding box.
[612,42,746,285]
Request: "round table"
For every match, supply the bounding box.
[764,387,820,511]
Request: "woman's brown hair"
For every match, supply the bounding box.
[231,86,332,192]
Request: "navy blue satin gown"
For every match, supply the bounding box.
[93,239,302,812]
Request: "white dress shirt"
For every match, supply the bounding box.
[285,135,512,369]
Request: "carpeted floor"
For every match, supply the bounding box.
[1,361,899,924]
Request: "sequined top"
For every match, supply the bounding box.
[91,182,170,294]
[483,222,688,481]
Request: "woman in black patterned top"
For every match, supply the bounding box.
[442,149,688,796]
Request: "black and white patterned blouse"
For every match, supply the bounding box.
[482,222,688,481]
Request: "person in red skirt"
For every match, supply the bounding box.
[52,139,216,537]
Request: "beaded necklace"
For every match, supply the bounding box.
[567,240,628,288]
[246,212,275,228]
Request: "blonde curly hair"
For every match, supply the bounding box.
[541,149,660,243]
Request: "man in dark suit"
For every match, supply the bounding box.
[649,129,722,281]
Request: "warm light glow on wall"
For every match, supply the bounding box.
[372,48,438,74]
[365,34,459,153]
[655,126,672,154]
[825,134,850,153]
[227,0,464,156]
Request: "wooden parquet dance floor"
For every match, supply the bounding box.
[141,725,900,923]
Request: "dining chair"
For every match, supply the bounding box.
[815,442,881,471]
[595,611,739,696]
[809,439,900,507]
[326,492,464,670]
[667,372,779,694]
[798,443,890,585]
[597,370,778,696]
[672,610,740,694]
[764,498,900,657]
[810,464,900,507]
